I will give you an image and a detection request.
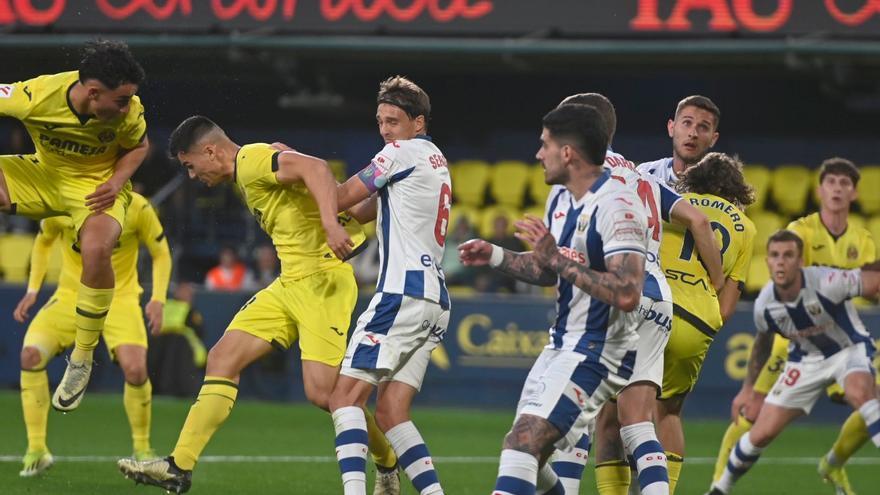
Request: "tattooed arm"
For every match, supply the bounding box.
[547,251,644,312]
[745,330,774,387]
[496,249,558,286]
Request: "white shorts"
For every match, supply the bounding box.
[626,297,672,390]
[766,343,875,414]
[515,347,632,451]
[341,293,448,391]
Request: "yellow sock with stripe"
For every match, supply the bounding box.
[21,369,50,453]
[171,377,238,470]
[666,451,684,494]
[827,411,868,466]
[124,380,153,453]
[71,284,114,362]
[596,460,631,495]
[364,408,397,469]
[713,416,752,483]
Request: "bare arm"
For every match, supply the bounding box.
[337,174,374,212]
[718,278,743,322]
[745,330,775,387]
[548,251,644,312]
[497,250,559,287]
[670,200,725,292]
[347,195,377,224]
[860,270,880,299]
[86,136,150,212]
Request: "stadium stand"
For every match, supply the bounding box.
[488,160,530,208]
[450,159,491,207]
[770,164,812,216]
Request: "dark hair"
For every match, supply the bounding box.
[168,115,221,157]
[675,95,720,130]
[677,152,755,207]
[767,229,803,256]
[377,76,431,124]
[558,93,617,145]
[818,157,860,186]
[542,104,608,166]
[78,39,145,89]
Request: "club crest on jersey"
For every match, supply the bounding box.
[98,129,116,143]
[807,303,822,316]
[577,214,590,233]
[848,245,858,260]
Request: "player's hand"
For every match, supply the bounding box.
[86,180,123,213]
[324,222,354,260]
[145,300,164,336]
[730,386,751,423]
[458,239,492,266]
[13,291,38,323]
[270,142,296,152]
[743,391,766,422]
[515,215,556,267]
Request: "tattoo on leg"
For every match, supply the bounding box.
[503,415,562,457]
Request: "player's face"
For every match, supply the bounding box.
[767,240,803,287]
[818,173,857,215]
[536,128,569,185]
[376,103,421,143]
[178,147,223,187]
[88,82,138,122]
[667,106,719,165]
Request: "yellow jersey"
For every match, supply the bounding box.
[234,143,365,281]
[28,192,171,301]
[660,193,756,331]
[0,71,147,179]
[787,212,875,268]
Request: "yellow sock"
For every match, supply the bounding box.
[364,409,397,469]
[666,451,684,494]
[596,460,631,495]
[171,377,238,470]
[21,369,50,453]
[830,411,869,465]
[124,380,153,453]
[713,415,752,483]
[72,284,114,360]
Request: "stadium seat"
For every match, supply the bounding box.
[858,166,880,215]
[770,165,811,216]
[528,164,552,207]
[478,205,521,239]
[326,159,348,183]
[810,167,821,207]
[750,211,785,254]
[0,233,35,283]
[742,164,771,213]
[745,253,770,294]
[449,204,480,237]
[489,160,530,208]
[450,160,490,207]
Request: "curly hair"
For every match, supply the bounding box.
[79,39,145,89]
[676,152,754,208]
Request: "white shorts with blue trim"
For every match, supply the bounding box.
[341,292,448,391]
[765,342,875,414]
[515,346,634,451]
[626,297,672,390]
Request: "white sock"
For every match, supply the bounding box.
[536,463,564,494]
[551,434,590,494]
[493,449,538,495]
[715,433,764,494]
[332,407,369,495]
[386,421,443,495]
[858,399,880,447]
[620,421,668,495]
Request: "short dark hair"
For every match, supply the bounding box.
[677,152,755,207]
[168,116,221,157]
[675,95,720,130]
[78,39,145,89]
[377,76,431,123]
[558,93,617,144]
[818,157,860,186]
[542,104,608,166]
[767,229,803,256]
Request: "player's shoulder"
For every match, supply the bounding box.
[235,143,277,183]
[636,157,672,174]
[12,71,75,110]
[754,281,776,307]
[787,212,817,232]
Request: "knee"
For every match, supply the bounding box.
[79,238,115,264]
[304,384,331,412]
[375,401,406,432]
[847,389,873,408]
[20,347,44,370]
[120,361,148,386]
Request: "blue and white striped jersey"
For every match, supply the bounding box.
[367,136,451,309]
[543,171,648,358]
[754,267,876,362]
[605,150,681,302]
[637,157,676,187]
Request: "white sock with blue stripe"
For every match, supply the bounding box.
[386,421,443,494]
[621,422,668,495]
[332,406,369,495]
[551,434,590,494]
[859,398,880,447]
[493,449,538,495]
[536,463,564,494]
[714,433,764,494]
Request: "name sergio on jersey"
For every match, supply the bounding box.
[39,133,108,157]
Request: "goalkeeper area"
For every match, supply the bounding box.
[1,391,877,494]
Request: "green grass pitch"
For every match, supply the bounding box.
[1,390,877,494]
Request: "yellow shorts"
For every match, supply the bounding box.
[0,153,130,230]
[660,313,715,399]
[23,289,147,362]
[227,263,357,366]
[753,334,790,395]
